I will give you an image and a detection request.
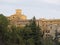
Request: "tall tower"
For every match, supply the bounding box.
[16,9,22,15]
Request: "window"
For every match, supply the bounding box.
[46,30,50,33]
[13,16,14,18]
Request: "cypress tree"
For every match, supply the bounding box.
[29,16,43,45]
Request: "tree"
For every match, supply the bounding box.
[0,14,9,30]
[0,14,9,44]
[30,16,43,45]
[0,15,43,45]
[0,14,9,35]
[23,16,43,45]
[43,35,54,45]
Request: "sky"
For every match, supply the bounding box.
[0,0,60,19]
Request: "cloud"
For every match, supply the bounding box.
[0,0,18,3]
[43,0,60,4]
[0,0,28,3]
[0,0,60,19]
[0,0,60,5]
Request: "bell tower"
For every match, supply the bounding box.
[16,9,22,15]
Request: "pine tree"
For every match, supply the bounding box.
[29,16,43,45]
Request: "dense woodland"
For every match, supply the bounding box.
[0,14,60,45]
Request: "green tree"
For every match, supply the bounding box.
[22,16,43,45]
[43,35,54,45]
[0,14,44,45]
[29,16,43,45]
[0,14,9,44]
[6,25,26,45]
[0,14,9,30]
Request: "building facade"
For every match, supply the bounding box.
[7,9,60,38]
[39,19,60,38]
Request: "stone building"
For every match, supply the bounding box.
[7,9,60,38]
[39,19,60,38]
[7,9,27,27]
[8,9,27,21]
